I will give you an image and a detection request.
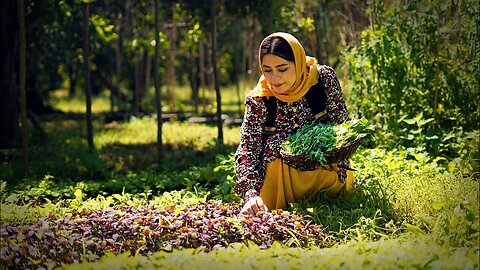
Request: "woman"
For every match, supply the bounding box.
[234,32,354,215]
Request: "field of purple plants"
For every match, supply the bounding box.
[1,201,330,269]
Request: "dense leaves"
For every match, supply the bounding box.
[0,201,329,269]
[282,118,373,165]
[282,123,336,165]
[1,128,478,269]
[341,0,479,156]
[59,237,478,270]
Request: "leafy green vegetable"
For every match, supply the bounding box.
[282,117,373,165]
[333,117,373,148]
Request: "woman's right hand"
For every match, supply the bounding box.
[240,196,269,215]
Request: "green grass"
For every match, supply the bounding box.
[48,82,256,116]
[1,114,240,182]
[49,89,113,114]
[58,237,478,270]
[96,117,240,148]
[47,76,356,118]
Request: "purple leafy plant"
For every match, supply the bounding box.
[1,201,330,269]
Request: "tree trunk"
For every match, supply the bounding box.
[244,17,252,84]
[166,9,177,112]
[316,0,329,65]
[241,26,248,87]
[154,0,163,162]
[259,0,273,36]
[206,37,214,92]
[97,70,127,104]
[432,13,440,130]
[171,17,177,112]
[314,0,323,62]
[67,59,77,97]
[251,21,262,80]
[82,2,94,149]
[18,0,28,175]
[211,0,223,144]
[115,14,124,111]
[199,42,206,113]
[233,17,243,118]
[189,46,199,114]
[342,1,356,45]
[134,53,141,112]
[144,46,151,113]
[0,0,20,149]
[108,50,115,112]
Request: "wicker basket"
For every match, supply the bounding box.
[280,135,367,171]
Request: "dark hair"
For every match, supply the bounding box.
[260,36,294,62]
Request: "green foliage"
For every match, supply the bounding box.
[0,116,239,183]
[0,183,208,224]
[290,147,479,245]
[1,119,478,269]
[1,166,227,208]
[4,64,479,269]
[58,237,478,270]
[90,14,118,44]
[212,153,240,203]
[341,0,479,156]
[3,175,64,204]
[443,128,480,178]
[433,200,479,248]
[282,117,374,165]
[353,147,478,226]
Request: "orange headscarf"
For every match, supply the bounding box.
[248,32,319,103]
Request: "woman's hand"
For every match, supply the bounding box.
[240,196,269,215]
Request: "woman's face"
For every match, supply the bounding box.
[261,54,296,94]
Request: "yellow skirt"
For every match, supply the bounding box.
[259,159,355,210]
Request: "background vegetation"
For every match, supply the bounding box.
[0,0,478,269]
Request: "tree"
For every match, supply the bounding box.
[232,17,244,117]
[154,0,163,162]
[0,0,19,149]
[82,1,94,149]
[18,0,29,175]
[314,0,329,65]
[210,0,223,144]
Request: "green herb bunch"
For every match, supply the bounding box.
[281,117,373,165]
[333,117,372,148]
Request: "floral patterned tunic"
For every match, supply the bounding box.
[234,65,350,201]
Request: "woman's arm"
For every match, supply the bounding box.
[234,96,267,202]
[318,65,349,124]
